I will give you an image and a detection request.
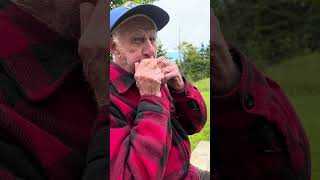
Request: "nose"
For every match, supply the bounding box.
[142,36,156,59]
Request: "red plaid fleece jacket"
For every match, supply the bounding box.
[0,1,107,179]
[109,63,208,179]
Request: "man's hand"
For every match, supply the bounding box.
[157,57,185,91]
[78,0,108,107]
[211,8,240,94]
[135,59,164,97]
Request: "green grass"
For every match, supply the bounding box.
[192,78,210,92]
[264,53,320,180]
[189,78,210,151]
[290,95,320,180]
[264,53,320,97]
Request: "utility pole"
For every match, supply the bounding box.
[178,25,181,64]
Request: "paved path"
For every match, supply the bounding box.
[190,141,210,171]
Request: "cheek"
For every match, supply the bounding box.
[122,46,142,61]
[125,53,141,66]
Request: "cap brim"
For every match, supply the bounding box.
[111,4,169,33]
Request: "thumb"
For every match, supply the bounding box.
[80,2,95,35]
[135,62,140,72]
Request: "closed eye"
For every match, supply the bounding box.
[133,37,144,44]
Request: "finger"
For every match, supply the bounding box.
[156,73,165,83]
[156,56,166,61]
[142,59,157,69]
[149,60,158,69]
[164,70,179,81]
[162,65,176,74]
[154,68,162,74]
[139,60,151,70]
[80,2,95,34]
[157,60,167,69]
[156,56,170,65]
[135,62,140,72]
[81,0,108,45]
[140,58,152,66]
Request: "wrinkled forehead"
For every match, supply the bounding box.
[113,15,158,37]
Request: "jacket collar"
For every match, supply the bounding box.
[110,63,135,94]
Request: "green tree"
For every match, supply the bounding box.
[199,43,210,60]
[157,39,168,58]
[111,0,158,9]
[156,39,173,61]
[212,0,320,68]
[177,42,210,82]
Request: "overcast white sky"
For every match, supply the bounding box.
[154,0,210,52]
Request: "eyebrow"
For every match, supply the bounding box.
[129,30,157,37]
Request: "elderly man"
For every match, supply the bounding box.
[0,0,108,179]
[109,1,209,180]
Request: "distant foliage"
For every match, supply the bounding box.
[177,42,210,82]
[111,0,158,9]
[212,0,320,68]
[157,39,170,59]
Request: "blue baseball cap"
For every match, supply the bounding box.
[110,1,170,34]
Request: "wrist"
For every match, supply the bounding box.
[136,79,162,97]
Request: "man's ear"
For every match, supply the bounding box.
[110,39,121,57]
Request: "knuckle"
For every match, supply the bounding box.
[150,61,157,66]
[141,59,149,64]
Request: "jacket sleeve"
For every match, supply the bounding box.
[109,94,172,180]
[169,79,207,135]
[212,46,311,180]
